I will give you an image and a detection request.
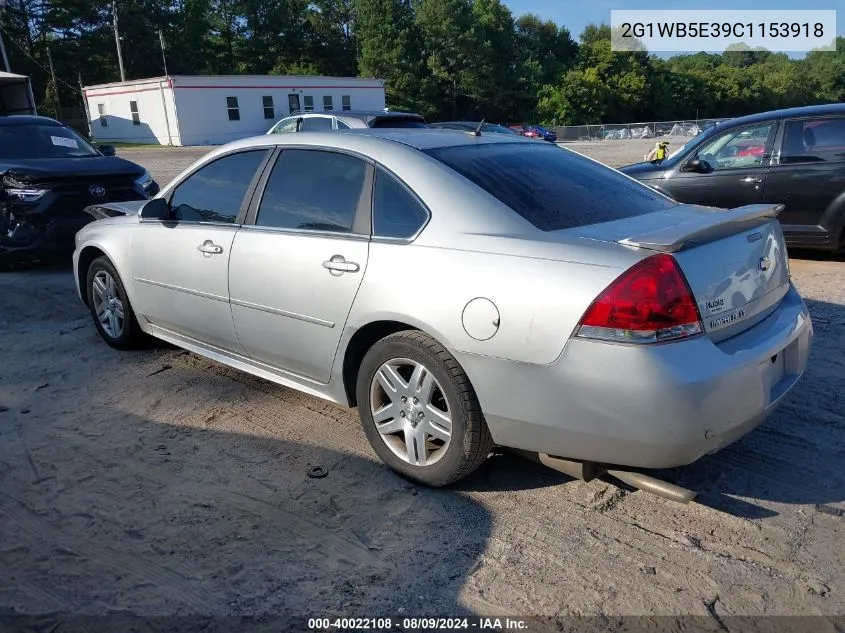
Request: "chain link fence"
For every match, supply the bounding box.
[553,118,732,142]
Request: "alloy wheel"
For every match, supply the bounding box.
[369,357,453,466]
[92,270,125,339]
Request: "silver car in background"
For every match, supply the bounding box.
[73,129,813,494]
[266,110,427,134]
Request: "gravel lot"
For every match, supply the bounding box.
[1,138,843,630]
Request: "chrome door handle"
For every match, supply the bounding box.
[197,240,224,255]
[740,176,762,184]
[322,254,360,275]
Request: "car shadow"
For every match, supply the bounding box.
[0,412,493,625]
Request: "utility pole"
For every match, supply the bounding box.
[0,32,10,73]
[158,30,168,76]
[46,46,63,119]
[112,1,126,82]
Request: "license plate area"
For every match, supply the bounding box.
[761,338,799,404]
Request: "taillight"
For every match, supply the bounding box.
[576,253,703,344]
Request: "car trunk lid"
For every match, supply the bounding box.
[568,203,791,342]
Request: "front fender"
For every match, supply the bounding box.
[73,218,140,315]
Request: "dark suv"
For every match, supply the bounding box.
[620,103,845,253]
[0,115,159,265]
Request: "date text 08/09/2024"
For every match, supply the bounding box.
[307,617,529,631]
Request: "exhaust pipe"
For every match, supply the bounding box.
[512,450,697,504]
[605,468,697,504]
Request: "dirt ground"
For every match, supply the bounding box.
[1,139,843,630]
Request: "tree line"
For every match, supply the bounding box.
[4,0,844,126]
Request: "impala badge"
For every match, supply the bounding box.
[759,256,772,271]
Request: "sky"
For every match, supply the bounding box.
[502,0,844,58]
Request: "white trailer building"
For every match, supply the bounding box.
[0,72,37,115]
[82,74,386,146]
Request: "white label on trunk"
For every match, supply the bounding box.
[51,136,79,148]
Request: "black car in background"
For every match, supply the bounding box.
[0,115,159,265]
[619,103,845,253]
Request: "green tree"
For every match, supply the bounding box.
[355,0,423,111]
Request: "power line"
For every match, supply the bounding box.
[0,25,82,94]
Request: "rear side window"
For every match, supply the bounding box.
[256,149,366,233]
[300,116,333,131]
[424,143,676,231]
[781,117,845,164]
[372,168,428,239]
[169,150,268,223]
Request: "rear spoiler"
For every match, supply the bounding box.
[618,203,784,253]
[84,200,148,220]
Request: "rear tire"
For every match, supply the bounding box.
[356,330,493,487]
[86,256,145,350]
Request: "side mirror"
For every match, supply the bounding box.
[685,157,713,173]
[97,144,116,157]
[139,197,171,220]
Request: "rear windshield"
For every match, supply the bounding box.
[424,142,677,231]
[0,124,99,159]
[370,117,428,129]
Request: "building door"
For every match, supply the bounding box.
[288,94,300,114]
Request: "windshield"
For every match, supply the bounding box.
[425,142,676,232]
[0,124,100,159]
[370,117,428,129]
[667,125,717,160]
[482,124,518,135]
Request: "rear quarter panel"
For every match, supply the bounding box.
[347,242,627,365]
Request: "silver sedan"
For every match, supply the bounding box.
[73,129,813,490]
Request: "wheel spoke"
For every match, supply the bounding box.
[107,310,119,336]
[416,370,436,405]
[92,276,107,299]
[113,299,124,319]
[95,301,108,318]
[425,403,451,428]
[376,417,406,435]
[105,274,115,296]
[372,402,399,425]
[375,363,407,395]
[403,427,426,465]
[423,419,451,443]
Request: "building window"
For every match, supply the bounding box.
[303,96,314,112]
[97,103,107,127]
[227,96,240,121]
[323,95,333,111]
[262,95,274,119]
[342,95,351,111]
[129,100,140,125]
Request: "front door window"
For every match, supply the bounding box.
[696,122,775,170]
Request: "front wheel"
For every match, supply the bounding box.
[86,256,145,350]
[357,330,493,487]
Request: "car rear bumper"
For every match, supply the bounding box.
[453,283,813,469]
